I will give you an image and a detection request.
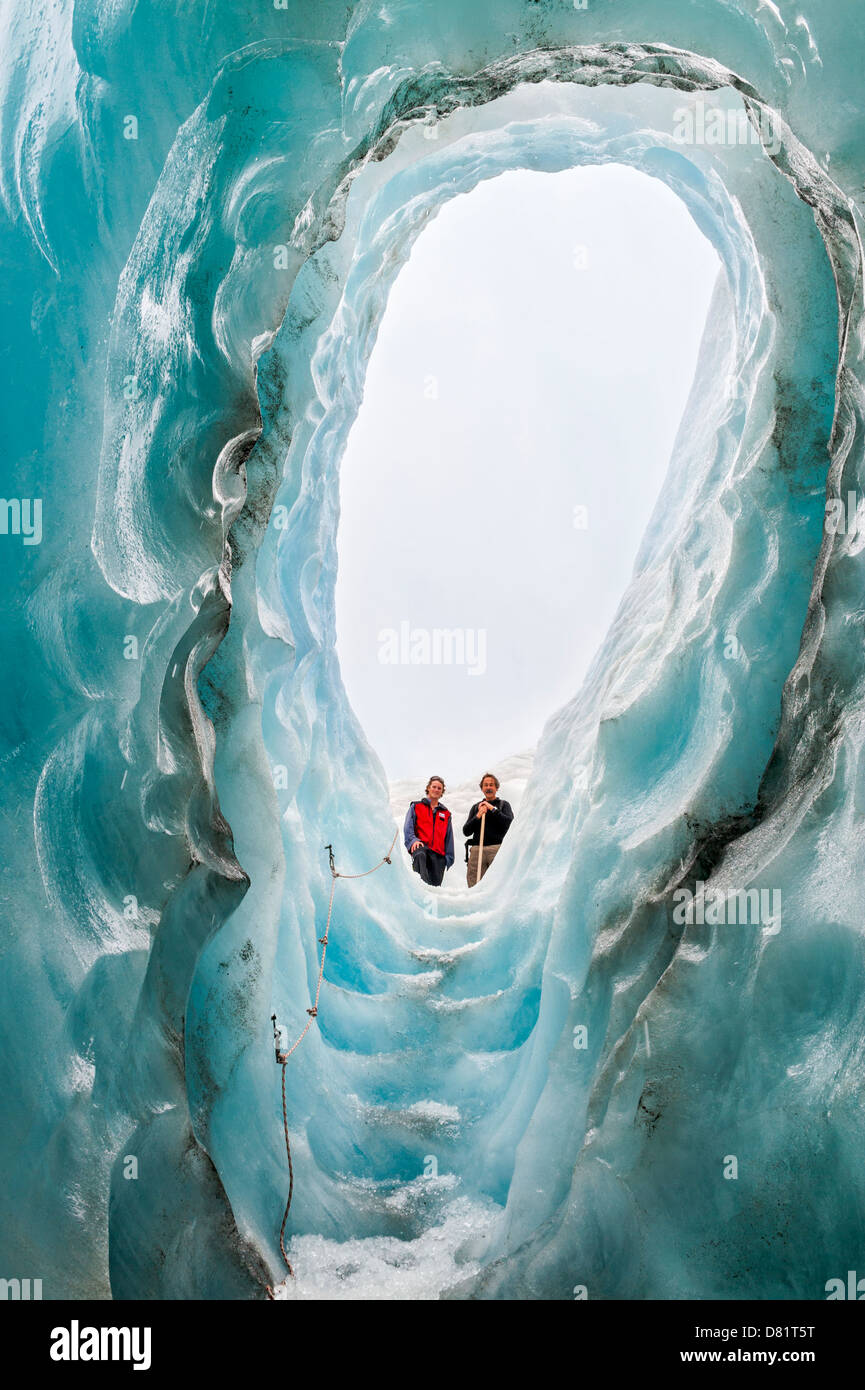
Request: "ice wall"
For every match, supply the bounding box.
[2,1,864,1300]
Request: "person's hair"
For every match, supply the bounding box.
[479,772,500,790]
[426,776,446,794]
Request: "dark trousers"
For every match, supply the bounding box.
[411,846,447,886]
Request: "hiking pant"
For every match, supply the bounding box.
[467,842,500,886]
[411,846,447,886]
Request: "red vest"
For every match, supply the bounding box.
[413,800,451,856]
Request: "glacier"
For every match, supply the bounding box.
[1,0,864,1301]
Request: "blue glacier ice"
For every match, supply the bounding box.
[2,0,865,1300]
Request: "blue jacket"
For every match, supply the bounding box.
[404,798,454,868]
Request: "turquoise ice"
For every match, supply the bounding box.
[1,1,864,1299]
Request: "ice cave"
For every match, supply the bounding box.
[2,0,864,1306]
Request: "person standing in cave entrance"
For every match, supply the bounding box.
[463,772,514,886]
[404,776,454,887]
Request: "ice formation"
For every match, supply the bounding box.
[1,1,864,1300]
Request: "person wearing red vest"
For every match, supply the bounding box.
[404,776,454,886]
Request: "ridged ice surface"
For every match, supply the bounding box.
[2,1,865,1300]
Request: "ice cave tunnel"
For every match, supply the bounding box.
[2,1,865,1303]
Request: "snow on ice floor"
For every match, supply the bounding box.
[272,1193,501,1301]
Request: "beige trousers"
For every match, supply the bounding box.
[466,842,500,886]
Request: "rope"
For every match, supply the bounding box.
[277,1050,294,1276]
[267,829,399,1297]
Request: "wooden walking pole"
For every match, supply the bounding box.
[475,805,486,887]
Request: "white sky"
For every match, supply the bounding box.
[335,164,721,786]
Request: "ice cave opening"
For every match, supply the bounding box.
[334,161,722,818]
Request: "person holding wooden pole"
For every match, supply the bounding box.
[463,773,514,887]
